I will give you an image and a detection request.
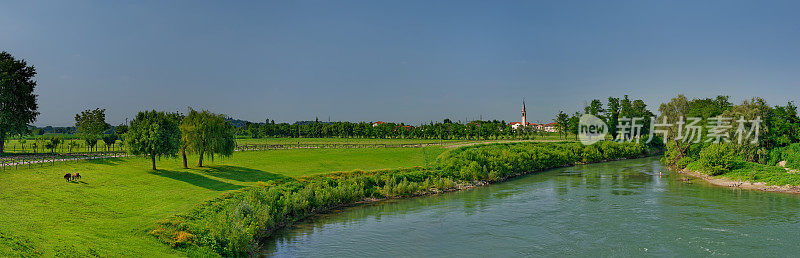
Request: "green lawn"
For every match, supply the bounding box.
[0,147,445,256]
[234,137,463,145]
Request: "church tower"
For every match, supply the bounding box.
[521,99,527,126]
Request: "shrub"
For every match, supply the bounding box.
[696,143,740,175]
[675,156,695,170]
[768,143,800,169]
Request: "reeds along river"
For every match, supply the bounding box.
[262,157,800,257]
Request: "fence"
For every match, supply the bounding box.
[0,151,127,170]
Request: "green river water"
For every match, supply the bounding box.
[263,157,800,257]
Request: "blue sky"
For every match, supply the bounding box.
[2,0,800,126]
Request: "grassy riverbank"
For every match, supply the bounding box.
[0,147,443,257]
[151,141,659,256]
[666,142,800,193]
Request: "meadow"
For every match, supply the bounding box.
[0,147,444,257]
[1,134,574,154]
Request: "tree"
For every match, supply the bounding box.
[0,52,39,153]
[606,97,620,139]
[75,108,110,152]
[68,141,80,153]
[115,124,129,135]
[126,110,182,170]
[48,136,61,153]
[102,134,118,151]
[766,101,800,148]
[180,108,236,168]
[555,111,570,140]
[568,112,581,140]
[584,99,605,117]
[18,138,26,152]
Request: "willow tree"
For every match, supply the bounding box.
[0,52,39,153]
[180,108,235,168]
[126,110,182,170]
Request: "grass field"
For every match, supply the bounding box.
[0,147,445,256]
[2,135,575,154]
[234,137,463,145]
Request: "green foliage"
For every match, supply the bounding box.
[152,141,658,256]
[126,110,182,170]
[0,51,39,153]
[694,143,741,175]
[180,108,236,167]
[767,143,800,170]
[721,162,800,186]
[75,108,110,151]
[766,101,800,148]
[675,156,695,169]
[75,108,110,136]
[102,134,118,151]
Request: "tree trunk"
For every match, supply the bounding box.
[182,148,188,168]
[0,140,4,153]
[151,154,157,170]
[198,150,204,167]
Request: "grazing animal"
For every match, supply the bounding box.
[64,173,72,182]
[72,172,81,181]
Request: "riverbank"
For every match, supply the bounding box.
[679,168,800,194]
[151,141,662,256]
[0,147,443,257]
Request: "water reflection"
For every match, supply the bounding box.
[263,157,800,257]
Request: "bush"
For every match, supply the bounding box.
[768,143,800,169]
[675,156,695,170]
[696,143,740,175]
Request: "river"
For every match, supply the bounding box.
[262,157,800,257]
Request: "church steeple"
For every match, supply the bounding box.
[521,98,527,125]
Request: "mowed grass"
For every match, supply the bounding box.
[234,137,463,145]
[0,147,445,257]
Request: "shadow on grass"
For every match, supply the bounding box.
[149,169,244,191]
[201,165,290,183]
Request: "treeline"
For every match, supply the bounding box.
[659,95,800,179]
[150,141,661,256]
[553,95,655,140]
[235,119,546,140]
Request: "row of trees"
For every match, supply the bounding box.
[126,108,236,170]
[553,95,655,140]
[235,119,549,140]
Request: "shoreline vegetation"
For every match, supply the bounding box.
[678,169,800,194]
[151,141,662,256]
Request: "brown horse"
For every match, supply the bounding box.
[71,172,81,181]
[64,173,72,182]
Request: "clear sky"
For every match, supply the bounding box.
[2,0,800,126]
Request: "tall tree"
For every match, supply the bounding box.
[126,110,182,170]
[75,108,110,151]
[180,108,236,167]
[555,111,570,140]
[606,97,620,139]
[584,99,605,117]
[568,112,581,140]
[766,101,800,148]
[0,52,39,153]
